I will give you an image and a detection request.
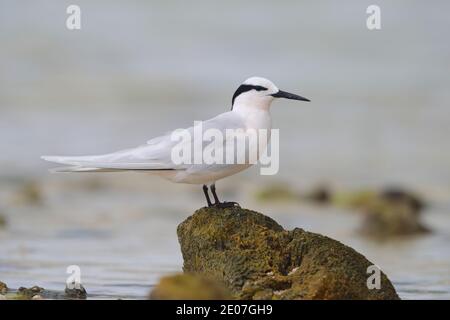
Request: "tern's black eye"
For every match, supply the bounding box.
[231,84,268,108]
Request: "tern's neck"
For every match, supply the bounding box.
[232,102,270,115]
[232,103,272,116]
[232,94,273,113]
[232,103,272,130]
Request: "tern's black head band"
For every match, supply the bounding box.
[231,84,267,109]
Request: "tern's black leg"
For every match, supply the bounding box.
[210,183,240,208]
[210,183,220,204]
[202,184,213,207]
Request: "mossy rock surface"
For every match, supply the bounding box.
[150,273,232,300]
[177,207,399,300]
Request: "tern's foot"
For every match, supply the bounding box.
[213,201,240,209]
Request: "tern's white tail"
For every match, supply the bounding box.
[41,154,174,172]
[41,155,99,166]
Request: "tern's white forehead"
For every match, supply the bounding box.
[243,77,278,91]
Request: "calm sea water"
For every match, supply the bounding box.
[0,0,449,299]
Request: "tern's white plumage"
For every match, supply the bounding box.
[42,77,309,207]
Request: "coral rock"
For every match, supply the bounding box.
[177,207,400,300]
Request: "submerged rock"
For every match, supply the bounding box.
[178,207,399,300]
[150,273,232,300]
[65,284,87,299]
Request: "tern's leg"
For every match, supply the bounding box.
[210,183,240,208]
[202,185,213,207]
[210,183,220,204]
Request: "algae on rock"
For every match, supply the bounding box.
[177,207,399,300]
[150,273,232,300]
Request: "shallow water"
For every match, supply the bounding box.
[0,175,449,299]
[1,0,450,299]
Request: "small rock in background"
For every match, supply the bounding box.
[334,187,429,238]
[254,184,298,202]
[332,190,377,209]
[301,185,331,204]
[17,286,44,299]
[0,294,7,300]
[65,284,87,299]
[31,294,43,300]
[0,281,8,294]
[380,188,425,212]
[255,183,332,204]
[149,273,231,300]
[0,213,6,228]
[359,188,429,238]
[265,183,431,239]
[11,181,44,206]
[82,176,107,192]
[177,207,399,300]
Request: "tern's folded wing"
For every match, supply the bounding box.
[42,111,247,171]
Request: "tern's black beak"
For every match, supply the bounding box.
[271,90,310,102]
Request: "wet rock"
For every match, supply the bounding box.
[17,286,44,299]
[337,189,428,236]
[0,281,8,294]
[255,184,298,202]
[65,284,87,299]
[177,207,399,300]
[149,273,232,300]
[333,188,429,238]
[359,197,430,238]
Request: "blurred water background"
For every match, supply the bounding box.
[0,0,449,299]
